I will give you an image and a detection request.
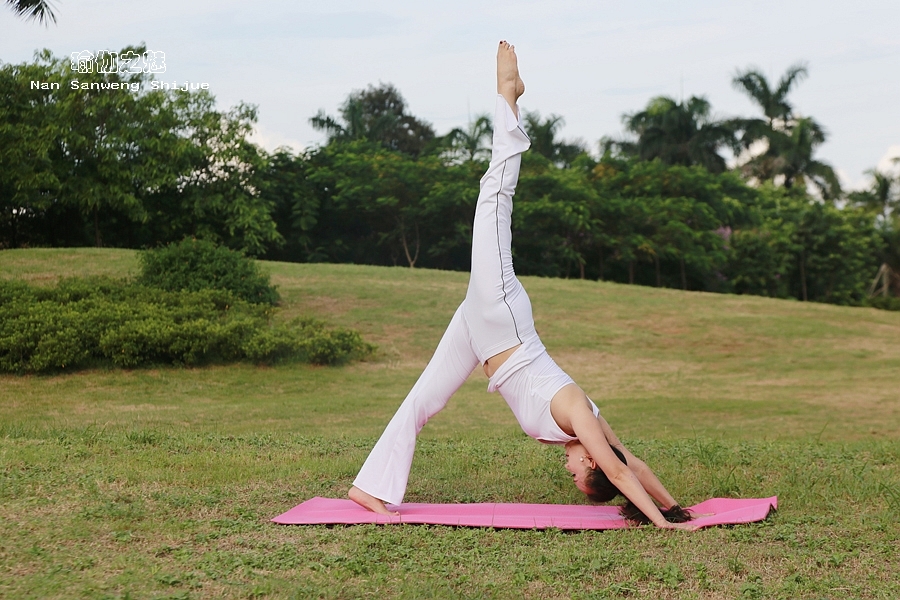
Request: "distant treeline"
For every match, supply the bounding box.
[2,46,898,306]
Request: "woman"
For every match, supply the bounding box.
[349,41,694,530]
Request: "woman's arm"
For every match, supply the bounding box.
[552,387,694,530]
[593,414,679,509]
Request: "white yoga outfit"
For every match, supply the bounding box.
[352,95,600,505]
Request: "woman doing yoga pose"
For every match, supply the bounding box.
[349,42,694,530]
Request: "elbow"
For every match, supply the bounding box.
[607,464,633,488]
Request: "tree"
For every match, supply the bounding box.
[732,63,840,198]
[5,0,55,24]
[648,196,725,290]
[590,157,752,288]
[258,149,320,263]
[443,113,492,163]
[733,62,808,126]
[849,165,899,223]
[513,163,601,278]
[522,111,586,168]
[321,141,443,267]
[140,93,280,255]
[0,48,281,253]
[605,96,736,174]
[725,185,882,304]
[849,162,900,298]
[310,84,435,157]
[775,118,839,196]
[51,48,156,246]
[0,57,61,247]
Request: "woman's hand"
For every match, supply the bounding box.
[656,520,699,531]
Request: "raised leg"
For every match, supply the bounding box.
[463,42,534,363]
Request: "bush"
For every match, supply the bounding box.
[138,238,279,305]
[868,296,900,311]
[0,278,374,373]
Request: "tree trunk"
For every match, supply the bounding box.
[579,258,585,280]
[94,208,102,247]
[399,220,419,268]
[9,209,18,249]
[598,248,604,281]
[680,257,687,290]
[799,249,808,301]
[628,261,634,285]
[825,271,836,300]
[655,254,661,287]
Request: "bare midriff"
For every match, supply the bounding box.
[483,343,522,379]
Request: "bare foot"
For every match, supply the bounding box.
[497,40,525,117]
[349,486,398,516]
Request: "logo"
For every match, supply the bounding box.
[69,50,167,75]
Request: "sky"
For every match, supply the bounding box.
[3,0,899,190]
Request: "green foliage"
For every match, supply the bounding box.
[138,238,279,305]
[4,50,895,309]
[868,296,900,311]
[299,140,479,269]
[0,48,280,254]
[6,0,57,24]
[522,111,587,168]
[731,63,840,198]
[726,186,884,305]
[588,157,753,288]
[513,160,600,278]
[0,277,373,373]
[309,83,435,158]
[604,95,737,173]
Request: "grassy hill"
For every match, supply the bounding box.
[1,248,898,598]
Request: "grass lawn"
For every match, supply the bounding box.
[1,248,898,599]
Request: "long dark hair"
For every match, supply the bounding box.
[583,447,693,524]
[620,502,693,524]
[583,446,628,503]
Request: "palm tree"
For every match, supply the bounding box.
[777,118,841,197]
[523,111,586,167]
[6,0,56,24]
[309,98,370,143]
[607,96,736,173]
[731,63,841,198]
[444,113,492,163]
[850,163,899,222]
[732,62,807,127]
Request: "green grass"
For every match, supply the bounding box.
[1,248,899,598]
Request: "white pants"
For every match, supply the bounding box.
[352,96,595,505]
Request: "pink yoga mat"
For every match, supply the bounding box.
[272,496,777,530]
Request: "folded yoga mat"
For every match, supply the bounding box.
[272,496,777,530]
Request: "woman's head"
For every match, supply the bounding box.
[564,440,627,502]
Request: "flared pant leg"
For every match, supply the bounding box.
[352,305,480,505]
[463,94,535,360]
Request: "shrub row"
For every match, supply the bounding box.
[867,296,900,311]
[0,277,373,373]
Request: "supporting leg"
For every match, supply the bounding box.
[351,306,480,508]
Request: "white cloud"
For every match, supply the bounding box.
[876,145,900,175]
[836,168,869,193]
[249,126,304,154]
